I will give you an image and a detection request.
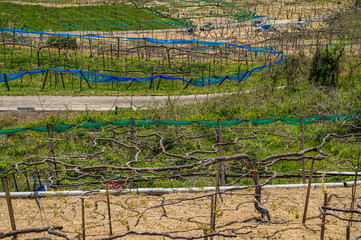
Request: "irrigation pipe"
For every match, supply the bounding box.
[1,180,360,199]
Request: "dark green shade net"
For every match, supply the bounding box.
[1,114,360,135]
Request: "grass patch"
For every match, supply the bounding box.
[0,2,183,31]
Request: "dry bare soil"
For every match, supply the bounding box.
[1,186,360,239]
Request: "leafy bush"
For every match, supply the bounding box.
[45,35,78,49]
[308,46,344,87]
[357,0,361,6]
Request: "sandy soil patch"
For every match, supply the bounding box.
[0,186,360,239]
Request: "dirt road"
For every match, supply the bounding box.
[0,93,230,111]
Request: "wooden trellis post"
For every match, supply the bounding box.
[218,119,226,185]
[129,118,135,189]
[82,198,86,240]
[106,190,113,236]
[3,74,10,91]
[300,117,306,183]
[320,192,327,239]
[209,118,224,239]
[302,159,316,224]
[2,176,17,238]
[47,123,57,184]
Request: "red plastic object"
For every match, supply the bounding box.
[106,181,125,190]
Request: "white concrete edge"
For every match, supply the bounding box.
[1,180,361,199]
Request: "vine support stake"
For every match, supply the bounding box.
[217,119,226,185]
[12,173,18,192]
[42,69,49,90]
[320,192,327,239]
[2,176,17,238]
[82,198,86,240]
[302,159,315,224]
[4,73,10,91]
[106,190,113,236]
[129,118,135,189]
[47,123,57,183]
[210,118,224,239]
[300,117,306,184]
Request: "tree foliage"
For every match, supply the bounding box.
[45,35,78,49]
[308,46,344,87]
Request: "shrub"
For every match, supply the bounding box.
[356,0,361,6]
[308,46,344,87]
[45,35,78,49]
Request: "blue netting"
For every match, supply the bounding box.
[70,70,115,83]
[0,72,26,81]
[0,28,286,56]
[0,28,286,86]
[0,68,279,85]
[191,76,227,86]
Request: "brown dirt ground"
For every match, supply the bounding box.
[1,186,361,239]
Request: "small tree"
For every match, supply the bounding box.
[46,35,78,49]
[308,46,344,88]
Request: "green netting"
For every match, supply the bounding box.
[30,126,49,132]
[195,121,219,127]
[110,120,131,126]
[280,118,301,126]
[0,127,29,135]
[1,114,361,135]
[248,119,279,125]
[53,125,76,132]
[135,120,157,127]
[158,120,194,126]
[221,120,243,127]
[323,115,355,122]
[80,122,110,128]
[303,117,323,125]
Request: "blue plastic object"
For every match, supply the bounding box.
[34,184,48,192]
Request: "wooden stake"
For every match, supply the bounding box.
[2,176,17,237]
[42,69,49,90]
[300,117,306,183]
[82,198,86,240]
[3,73,10,91]
[12,173,18,192]
[210,118,224,239]
[129,118,135,189]
[302,159,315,224]
[320,192,327,239]
[106,191,113,236]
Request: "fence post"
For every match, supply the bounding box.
[302,159,315,224]
[300,117,306,184]
[129,118,135,189]
[2,176,17,237]
[320,192,327,239]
